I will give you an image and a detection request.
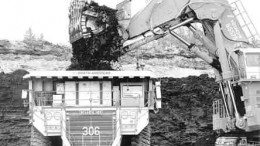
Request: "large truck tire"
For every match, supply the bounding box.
[131,124,151,146]
[30,126,52,146]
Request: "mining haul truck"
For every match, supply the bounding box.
[67,0,260,145]
[22,71,161,146]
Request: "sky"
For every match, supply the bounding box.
[0,0,259,45]
[0,0,123,45]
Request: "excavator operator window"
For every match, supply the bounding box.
[245,53,260,67]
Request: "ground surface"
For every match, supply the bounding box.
[0,118,30,146]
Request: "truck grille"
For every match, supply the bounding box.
[66,110,116,146]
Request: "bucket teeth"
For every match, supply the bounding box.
[82,10,99,17]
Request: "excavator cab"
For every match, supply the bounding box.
[213,48,260,139]
[237,49,260,132]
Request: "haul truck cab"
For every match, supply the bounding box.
[22,71,161,146]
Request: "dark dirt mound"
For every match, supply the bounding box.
[0,69,28,106]
[0,69,30,146]
[0,118,30,146]
[194,133,218,146]
[150,75,221,146]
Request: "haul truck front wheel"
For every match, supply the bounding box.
[30,126,52,146]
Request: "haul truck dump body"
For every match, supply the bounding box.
[22,71,161,146]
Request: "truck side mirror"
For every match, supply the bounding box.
[22,90,28,99]
[155,81,161,109]
[21,90,29,107]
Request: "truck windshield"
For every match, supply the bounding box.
[246,53,260,67]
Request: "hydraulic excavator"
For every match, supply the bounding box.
[68,0,260,145]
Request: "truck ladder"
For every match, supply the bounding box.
[230,0,260,43]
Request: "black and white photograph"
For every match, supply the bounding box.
[0,0,260,145]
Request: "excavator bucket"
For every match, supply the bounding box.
[68,0,123,70]
[69,0,116,43]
